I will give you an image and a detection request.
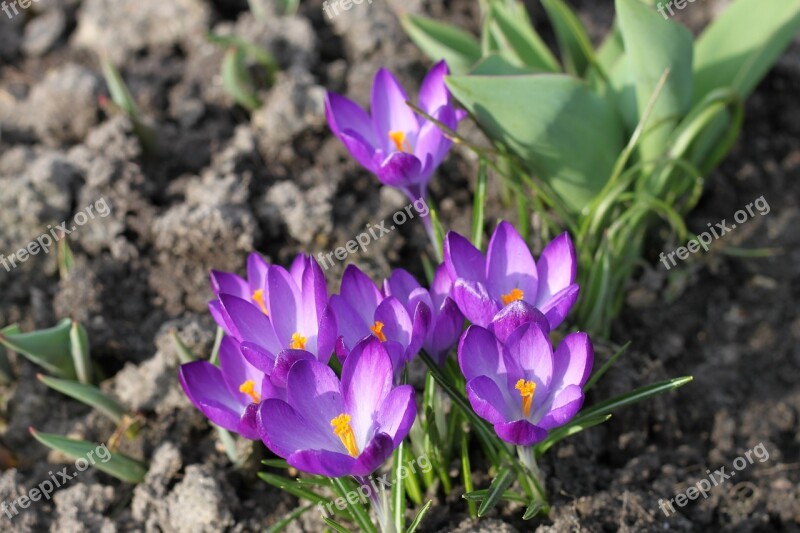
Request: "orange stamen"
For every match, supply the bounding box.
[515,379,536,418]
[370,321,387,342]
[331,413,359,457]
[289,332,307,350]
[239,380,261,403]
[501,288,525,306]
[252,289,269,315]
[388,130,411,153]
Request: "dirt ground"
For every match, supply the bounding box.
[0,0,798,531]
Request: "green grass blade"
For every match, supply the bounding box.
[222,47,262,111]
[461,431,477,518]
[477,465,515,517]
[322,517,351,533]
[584,341,631,392]
[331,477,376,533]
[534,414,612,456]
[69,321,92,385]
[406,500,433,533]
[265,502,315,533]
[522,499,547,520]
[392,444,407,532]
[170,330,197,364]
[471,160,488,249]
[29,429,146,483]
[258,472,328,504]
[57,238,74,280]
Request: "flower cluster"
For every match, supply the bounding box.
[179,219,590,476]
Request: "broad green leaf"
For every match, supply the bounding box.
[693,0,800,104]
[69,321,92,384]
[400,14,482,74]
[541,0,595,76]
[446,74,625,212]
[37,374,127,423]
[477,465,515,516]
[487,1,560,72]
[470,54,536,76]
[29,429,146,483]
[616,0,693,161]
[0,319,75,379]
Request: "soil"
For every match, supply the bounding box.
[0,0,798,531]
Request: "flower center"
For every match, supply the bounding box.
[251,289,269,315]
[515,379,536,418]
[388,130,411,153]
[289,332,307,350]
[370,321,387,342]
[501,288,525,306]
[330,413,359,457]
[239,379,261,403]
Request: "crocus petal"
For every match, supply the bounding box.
[488,300,550,344]
[330,295,370,355]
[486,221,539,304]
[539,284,580,331]
[240,341,277,374]
[342,337,393,449]
[288,448,357,478]
[536,232,577,305]
[237,403,260,440]
[258,399,340,459]
[340,265,384,326]
[415,105,459,180]
[302,256,328,327]
[289,254,306,287]
[325,92,379,172]
[286,360,343,446]
[494,420,548,446]
[316,304,337,365]
[458,325,505,381]
[452,278,499,327]
[375,385,417,447]
[374,297,413,350]
[552,332,594,390]
[352,433,395,476]
[418,60,451,116]
[503,321,553,390]
[444,231,486,282]
[210,271,249,299]
[208,300,231,335]
[377,152,423,188]
[247,252,270,294]
[430,263,454,311]
[218,294,281,353]
[425,297,463,365]
[271,349,317,388]
[536,385,584,430]
[179,361,244,434]
[466,376,512,425]
[383,268,422,306]
[266,266,303,347]
[406,300,431,362]
[371,68,419,151]
[218,336,263,403]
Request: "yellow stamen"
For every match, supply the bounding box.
[515,379,536,418]
[289,332,307,350]
[252,289,269,315]
[388,130,411,153]
[501,287,525,306]
[331,413,359,457]
[370,321,387,342]
[239,380,261,403]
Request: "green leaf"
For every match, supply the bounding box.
[37,374,127,423]
[461,431,477,518]
[323,517,351,533]
[222,47,262,112]
[392,444,407,531]
[534,414,612,456]
[693,0,800,104]
[331,477,376,533]
[471,161,488,249]
[0,319,75,378]
[29,429,146,483]
[69,321,92,385]
[541,0,596,76]
[470,54,537,76]
[615,0,694,160]
[406,500,433,533]
[487,1,560,72]
[258,472,329,504]
[261,458,291,469]
[446,74,625,212]
[463,489,527,504]
[170,330,197,364]
[523,499,547,520]
[100,57,141,118]
[477,465,515,516]
[400,14,482,74]
[57,238,74,280]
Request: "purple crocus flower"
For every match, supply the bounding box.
[383,265,463,365]
[179,336,280,439]
[458,322,593,446]
[257,337,417,477]
[325,61,466,207]
[211,255,337,379]
[330,264,429,371]
[444,222,579,330]
[208,252,271,328]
